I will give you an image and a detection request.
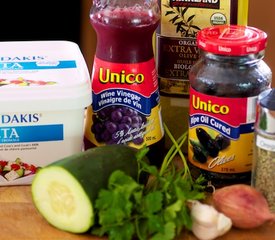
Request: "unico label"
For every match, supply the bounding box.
[85,57,164,148]
[188,87,256,173]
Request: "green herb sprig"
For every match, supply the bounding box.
[92,124,206,240]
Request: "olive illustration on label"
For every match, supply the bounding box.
[163,4,201,37]
[190,140,208,163]
[190,128,231,164]
[215,134,230,150]
[196,128,219,158]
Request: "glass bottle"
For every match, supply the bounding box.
[84,0,165,166]
[156,0,249,153]
[252,88,275,212]
[188,25,272,187]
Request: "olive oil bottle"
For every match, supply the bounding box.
[156,0,249,150]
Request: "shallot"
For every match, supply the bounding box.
[212,184,275,229]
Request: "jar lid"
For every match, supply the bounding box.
[197,25,268,56]
[256,88,275,134]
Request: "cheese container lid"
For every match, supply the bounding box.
[0,41,92,111]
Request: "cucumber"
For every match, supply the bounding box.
[31,145,146,233]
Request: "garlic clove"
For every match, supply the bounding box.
[190,200,232,240]
[190,200,219,226]
[192,222,219,240]
[216,212,232,237]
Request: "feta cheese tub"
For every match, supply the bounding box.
[0,41,92,185]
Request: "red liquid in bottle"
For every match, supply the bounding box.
[84,4,165,166]
[91,8,159,62]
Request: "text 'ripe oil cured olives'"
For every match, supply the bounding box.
[84,0,165,166]
[188,25,272,187]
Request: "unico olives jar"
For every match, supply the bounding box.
[188,25,272,187]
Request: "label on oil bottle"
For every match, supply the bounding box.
[84,57,164,148]
[188,87,257,173]
[156,0,248,96]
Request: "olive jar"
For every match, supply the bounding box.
[188,25,272,187]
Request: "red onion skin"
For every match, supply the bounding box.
[212,184,275,229]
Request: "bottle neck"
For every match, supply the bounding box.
[93,20,157,63]
[90,1,160,63]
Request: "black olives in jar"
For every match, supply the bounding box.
[188,25,272,187]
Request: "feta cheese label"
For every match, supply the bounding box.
[0,124,63,143]
[0,41,91,185]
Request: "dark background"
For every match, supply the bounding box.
[0,1,81,44]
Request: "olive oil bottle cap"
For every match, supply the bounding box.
[256,88,275,134]
[197,25,267,56]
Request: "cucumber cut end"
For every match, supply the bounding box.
[31,166,94,233]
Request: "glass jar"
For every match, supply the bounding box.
[84,0,165,166]
[252,88,275,212]
[188,25,272,187]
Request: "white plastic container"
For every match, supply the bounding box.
[0,41,92,185]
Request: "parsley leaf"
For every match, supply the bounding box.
[92,129,206,240]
